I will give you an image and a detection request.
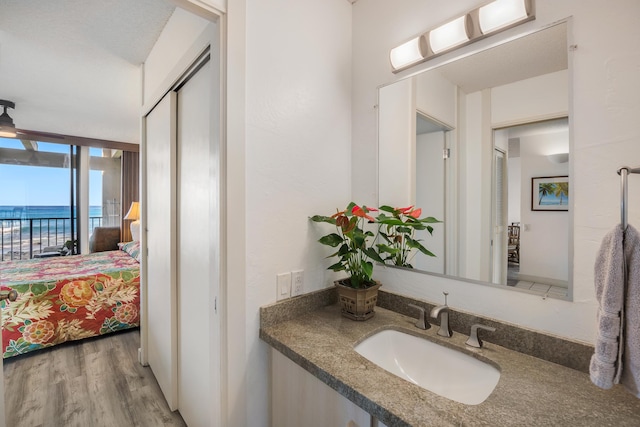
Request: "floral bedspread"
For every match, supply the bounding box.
[1,250,140,358]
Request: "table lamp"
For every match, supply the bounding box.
[124,201,141,241]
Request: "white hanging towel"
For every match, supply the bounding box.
[590,224,640,398]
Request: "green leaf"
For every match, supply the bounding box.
[318,233,344,247]
[361,260,373,278]
[31,283,49,296]
[376,217,406,226]
[376,243,399,255]
[10,284,30,294]
[396,226,412,234]
[379,232,392,244]
[420,216,442,224]
[378,205,396,213]
[310,215,337,225]
[364,247,384,263]
[328,262,346,272]
[3,338,44,358]
[427,225,434,235]
[337,244,350,257]
[406,236,436,257]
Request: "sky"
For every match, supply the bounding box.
[0,138,103,206]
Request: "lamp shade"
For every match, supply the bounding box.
[390,36,426,70]
[479,0,529,34]
[124,201,140,221]
[429,15,470,54]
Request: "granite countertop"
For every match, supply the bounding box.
[260,304,640,426]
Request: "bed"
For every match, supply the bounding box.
[0,241,140,358]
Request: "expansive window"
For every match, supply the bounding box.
[90,147,122,229]
[0,137,133,260]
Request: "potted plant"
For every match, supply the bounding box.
[311,202,385,320]
[375,205,441,268]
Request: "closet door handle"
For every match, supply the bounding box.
[0,289,18,302]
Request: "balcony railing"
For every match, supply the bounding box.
[1,216,103,261]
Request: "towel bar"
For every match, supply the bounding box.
[617,167,640,230]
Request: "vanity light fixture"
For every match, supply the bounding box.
[389,36,428,71]
[429,15,471,54]
[0,99,17,138]
[389,0,534,72]
[478,0,530,34]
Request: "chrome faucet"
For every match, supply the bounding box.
[408,303,430,330]
[465,324,496,348]
[430,292,452,337]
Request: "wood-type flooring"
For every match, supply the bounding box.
[3,329,186,427]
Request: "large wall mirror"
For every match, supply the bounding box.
[378,22,571,300]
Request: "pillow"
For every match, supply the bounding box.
[118,240,141,262]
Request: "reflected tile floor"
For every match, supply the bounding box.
[507,263,568,298]
[512,280,568,298]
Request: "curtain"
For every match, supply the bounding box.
[121,151,140,242]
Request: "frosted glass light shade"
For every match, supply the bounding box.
[547,153,569,164]
[390,36,425,70]
[479,0,529,34]
[429,16,469,54]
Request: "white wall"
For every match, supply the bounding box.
[492,70,569,127]
[459,90,492,282]
[519,131,570,281]
[143,8,210,106]
[415,71,456,127]
[415,131,445,273]
[352,0,640,343]
[378,79,415,207]
[508,157,521,224]
[244,1,353,425]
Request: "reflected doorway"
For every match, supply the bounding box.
[493,117,570,298]
[414,112,451,273]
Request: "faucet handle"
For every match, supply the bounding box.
[465,324,496,348]
[408,303,430,330]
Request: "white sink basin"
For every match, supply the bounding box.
[354,329,500,405]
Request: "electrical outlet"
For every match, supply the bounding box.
[291,270,304,297]
[276,272,291,301]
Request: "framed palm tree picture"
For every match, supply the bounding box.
[531,176,569,211]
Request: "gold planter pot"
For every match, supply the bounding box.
[334,279,381,321]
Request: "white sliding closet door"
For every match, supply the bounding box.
[177,59,213,427]
[145,92,178,410]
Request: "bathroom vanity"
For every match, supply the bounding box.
[260,289,640,426]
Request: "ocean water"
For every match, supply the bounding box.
[539,194,569,206]
[0,205,103,219]
[1,206,104,255]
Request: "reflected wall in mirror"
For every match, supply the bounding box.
[378,22,571,299]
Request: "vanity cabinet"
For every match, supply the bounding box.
[271,349,372,427]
